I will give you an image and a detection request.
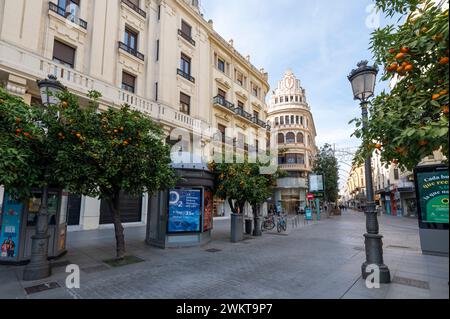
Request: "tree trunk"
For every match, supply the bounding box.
[107,191,126,260]
[228,198,237,214]
[252,204,262,236]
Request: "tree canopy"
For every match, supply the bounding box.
[313,144,339,203]
[352,0,449,171]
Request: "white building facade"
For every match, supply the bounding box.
[267,70,318,214]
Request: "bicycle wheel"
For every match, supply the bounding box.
[277,223,282,233]
[269,220,276,230]
[282,221,287,231]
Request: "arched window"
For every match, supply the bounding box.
[286,132,295,144]
[278,133,285,144]
[297,133,304,144]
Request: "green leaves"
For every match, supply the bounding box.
[313,144,339,203]
[356,0,449,171]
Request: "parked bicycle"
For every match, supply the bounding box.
[277,214,288,233]
[261,214,276,232]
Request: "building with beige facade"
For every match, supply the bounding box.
[0,0,270,230]
[342,150,447,217]
[267,70,318,214]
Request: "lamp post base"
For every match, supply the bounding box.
[23,234,51,281]
[361,233,391,283]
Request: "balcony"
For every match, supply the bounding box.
[178,29,196,46]
[48,2,87,29]
[234,107,254,122]
[177,69,195,83]
[118,42,145,61]
[213,96,235,111]
[121,0,146,18]
[278,164,307,171]
[0,40,205,134]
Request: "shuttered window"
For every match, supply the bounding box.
[181,20,192,37]
[122,71,136,93]
[218,89,226,99]
[100,193,142,225]
[180,92,191,115]
[53,40,76,68]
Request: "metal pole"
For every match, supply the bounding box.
[360,102,391,283]
[23,185,51,281]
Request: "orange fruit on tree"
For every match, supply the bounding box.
[62,101,68,108]
[439,90,448,96]
[15,117,22,124]
[439,57,449,64]
[396,66,405,73]
[76,133,81,138]
[400,47,410,53]
[419,140,429,146]
[404,64,414,72]
[375,144,382,150]
[442,106,449,114]
[432,94,441,100]
[388,48,396,54]
[395,53,406,60]
[387,63,398,71]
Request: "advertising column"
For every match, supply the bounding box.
[0,193,23,262]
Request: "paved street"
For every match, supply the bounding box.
[0,210,448,299]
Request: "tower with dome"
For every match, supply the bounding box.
[267,70,319,214]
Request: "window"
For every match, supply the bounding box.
[280,116,284,125]
[236,71,244,86]
[300,116,304,125]
[180,53,191,75]
[275,98,278,104]
[58,0,80,18]
[155,82,158,101]
[253,111,259,120]
[180,92,191,115]
[217,58,225,73]
[394,169,400,180]
[237,101,244,111]
[286,132,295,144]
[296,116,299,124]
[218,124,226,144]
[237,133,245,150]
[181,20,192,38]
[285,116,289,125]
[124,27,138,50]
[280,96,284,103]
[291,115,295,124]
[275,117,279,126]
[218,88,226,99]
[158,4,161,20]
[53,40,76,68]
[156,40,159,61]
[252,86,258,97]
[122,71,136,93]
[297,133,304,144]
[277,133,285,144]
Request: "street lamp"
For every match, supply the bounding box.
[23,75,66,281]
[348,61,391,284]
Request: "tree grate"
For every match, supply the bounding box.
[24,282,60,295]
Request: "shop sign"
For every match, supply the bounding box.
[168,189,202,233]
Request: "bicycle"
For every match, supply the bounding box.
[277,214,287,233]
[261,214,276,232]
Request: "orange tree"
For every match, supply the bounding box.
[209,158,285,233]
[53,92,176,260]
[352,0,449,170]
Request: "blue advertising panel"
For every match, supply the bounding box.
[168,189,202,233]
[0,192,23,259]
[305,208,313,221]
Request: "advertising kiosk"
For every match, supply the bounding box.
[0,189,68,264]
[146,162,214,249]
[414,164,449,257]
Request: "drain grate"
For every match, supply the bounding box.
[24,282,60,295]
[81,264,110,274]
[392,276,430,290]
[205,248,222,253]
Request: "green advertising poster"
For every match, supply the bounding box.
[416,170,449,224]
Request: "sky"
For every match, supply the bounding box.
[201,0,393,188]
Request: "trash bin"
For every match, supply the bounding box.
[245,219,253,235]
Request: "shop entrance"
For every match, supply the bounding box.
[99,193,143,224]
[67,194,82,226]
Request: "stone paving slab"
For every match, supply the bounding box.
[0,211,448,299]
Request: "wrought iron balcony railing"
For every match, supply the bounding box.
[118,41,145,61]
[212,96,235,111]
[49,2,87,29]
[121,0,146,18]
[177,69,195,83]
[178,29,196,46]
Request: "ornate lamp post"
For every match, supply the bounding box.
[23,75,66,281]
[348,61,391,284]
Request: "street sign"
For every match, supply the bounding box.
[307,193,314,200]
[309,174,324,192]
